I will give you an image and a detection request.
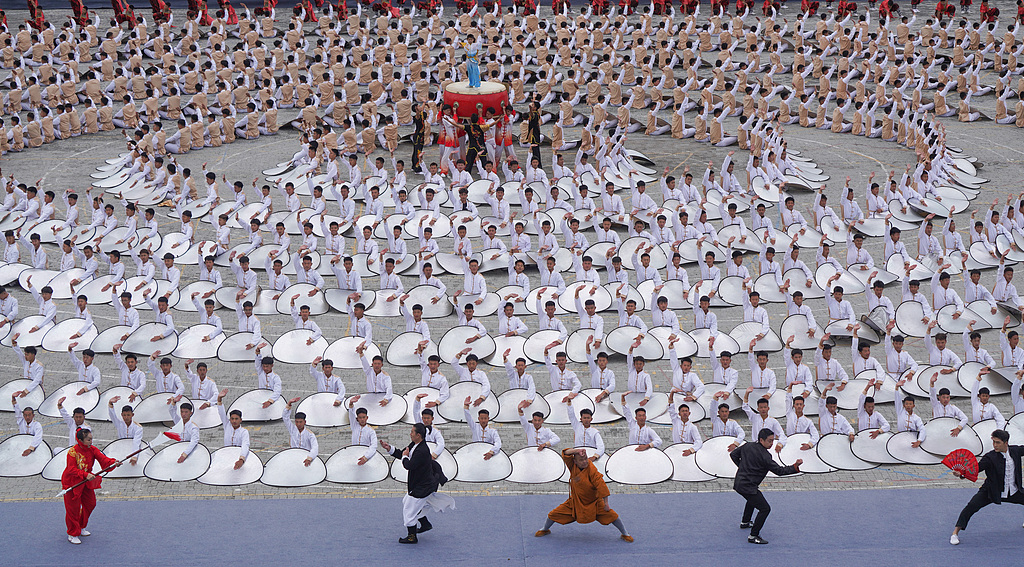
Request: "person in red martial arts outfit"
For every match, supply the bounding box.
[61,428,121,545]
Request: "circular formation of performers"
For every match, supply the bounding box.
[2,0,1024,547]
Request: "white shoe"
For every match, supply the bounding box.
[950,534,960,545]
[80,530,91,536]
[68,536,81,545]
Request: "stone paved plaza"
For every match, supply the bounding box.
[0,4,1022,504]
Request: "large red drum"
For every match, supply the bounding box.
[443,81,510,120]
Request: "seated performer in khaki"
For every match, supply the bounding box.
[535,448,633,542]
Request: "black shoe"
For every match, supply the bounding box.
[739,522,753,529]
[418,518,433,533]
[748,535,769,545]
[399,526,418,544]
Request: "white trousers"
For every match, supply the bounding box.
[401,492,456,527]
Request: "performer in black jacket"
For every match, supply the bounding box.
[382,423,456,544]
[730,428,802,544]
[951,429,1024,545]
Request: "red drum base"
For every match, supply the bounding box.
[443,81,510,119]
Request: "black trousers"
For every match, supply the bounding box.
[411,140,424,170]
[955,489,1024,530]
[739,490,771,537]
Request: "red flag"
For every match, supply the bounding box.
[163,432,182,441]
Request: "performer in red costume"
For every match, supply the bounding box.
[26,0,47,31]
[61,429,120,545]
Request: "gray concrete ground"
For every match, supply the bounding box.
[0,4,1022,502]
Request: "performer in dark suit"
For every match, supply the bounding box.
[382,423,455,544]
[951,429,1024,545]
[730,428,802,544]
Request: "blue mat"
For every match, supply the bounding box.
[1,488,1021,566]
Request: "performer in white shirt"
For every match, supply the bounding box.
[214,389,251,470]
[621,392,663,450]
[283,398,319,466]
[565,401,605,461]
[667,391,703,455]
[56,396,91,448]
[585,340,615,403]
[345,397,379,466]
[742,388,786,451]
[451,350,491,406]
[502,351,536,411]
[519,408,560,449]
[107,396,144,465]
[857,381,891,435]
[464,398,501,459]
[783,388,820,449]
[817,384,856,440]
[970,374,1007,430]
[712,403,746,450]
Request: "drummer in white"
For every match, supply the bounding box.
[111,347,145,402]
[626,346,653,405]
[502,351,536,411]
[309,357,345,407]
[667,339,705,403]
[858,380,891,437]
[667,392,703,456]
[891,379,928,447]
[926,324,964,369]
[584,340,615,404]
[851,327,885,376]
[708,341,739,402]
[345,398,379,466]
[620,392,663,451]
[107,397,144,465]
[357,345,393,406]
[962,323,997,368]
[566,402,605,462]
[253,347,283,409]
[412,396,446,459]
[743,388,786,452]
[463,398,502,460]
[519,409,560,450]
[283,397,319,466]
[817,384,856,441]
[783,341,815,400]
[213,389,251,470]
[172,402,201,464]
[574,291,604,348]
[970,375,1007,430]
[784,387,820,450]
[68,347,102,396]
[544,348,582,397]
[712,403,747,451]
[413,347,450,405]
[747,348,777,398]
[815,335,849,391]
[452,350,491,407]
[999,318,1024,369]
[56,397,91,448]
[148,354,185,422]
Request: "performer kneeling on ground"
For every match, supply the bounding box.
[536,448,633,542]
[950,429,1024,545]
[731,428,802,544]
[62,428,121,544]
[381,423,455,544]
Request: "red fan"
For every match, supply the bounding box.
[942,449,979,482]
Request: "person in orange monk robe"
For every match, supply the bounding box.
[535,448,633,542]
